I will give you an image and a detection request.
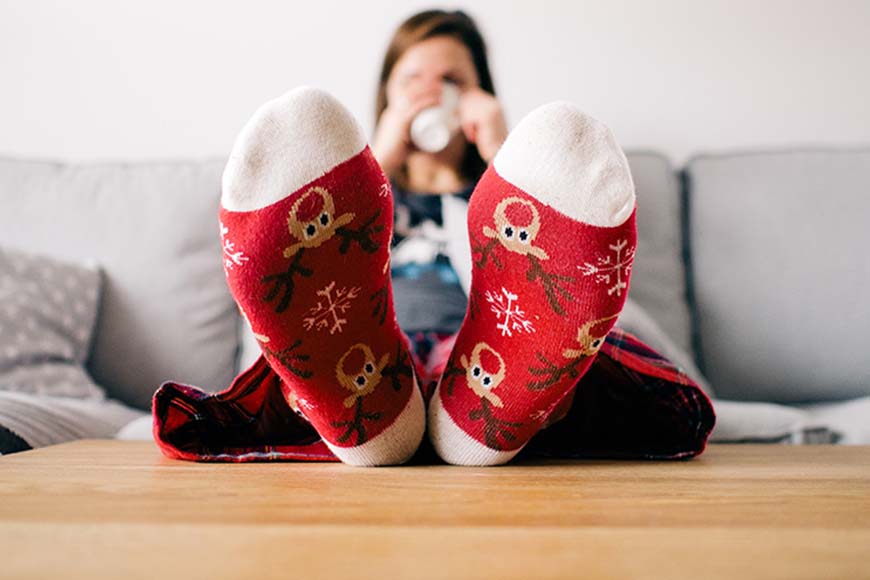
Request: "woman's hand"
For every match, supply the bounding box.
[458,87,508,164]
[372,87,441,178]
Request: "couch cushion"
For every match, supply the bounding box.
[800,396,870,444]
[0,157,240,410]
[708,400,809,443]
[710,396,870,444]
[0,247,103,399]
[623,152,693,356]
[686,149,870,403]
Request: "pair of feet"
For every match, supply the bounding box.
[217,87,636,466]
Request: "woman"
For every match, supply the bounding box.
[372,10,508,384]
[373,10,506,191]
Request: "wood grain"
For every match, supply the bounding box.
[1,440,869,579]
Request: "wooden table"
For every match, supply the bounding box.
[1,441,868,580]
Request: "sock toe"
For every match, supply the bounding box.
[221,87,368,212]
[493,102,635,227]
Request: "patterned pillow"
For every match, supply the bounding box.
[0,246,104,398]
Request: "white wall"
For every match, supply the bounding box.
[2,0,868,165]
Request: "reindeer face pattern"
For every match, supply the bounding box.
[562,313,619,359]
[284,187,355,257]
[286,389,313,419]
[483,197,549,260]
[335,343,390,407]
[460,342,507,408]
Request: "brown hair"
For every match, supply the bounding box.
[375,9,495,189]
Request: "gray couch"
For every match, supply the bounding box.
[1,148,868,451]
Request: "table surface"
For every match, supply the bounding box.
[1,441,869,580]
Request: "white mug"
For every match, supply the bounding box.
[410,83,461,153]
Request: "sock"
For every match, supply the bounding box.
[219,87,425,466]
[428,102,638,465]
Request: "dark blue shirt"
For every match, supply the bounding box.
[390,182,473,334]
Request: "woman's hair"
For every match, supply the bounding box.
[375,9,495,189]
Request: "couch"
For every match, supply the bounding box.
[1,147,868,453]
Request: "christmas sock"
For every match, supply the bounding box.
[220,87,425,466]
[428,102,638,465]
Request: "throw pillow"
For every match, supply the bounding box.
[0,246,104,398]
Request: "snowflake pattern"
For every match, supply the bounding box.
[220,222,249,271]
[578,239,635,297]
[485,287,535,337]
[303,281,361,335]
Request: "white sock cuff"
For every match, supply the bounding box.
[221,87,368,212]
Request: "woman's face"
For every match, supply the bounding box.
[386,35,480,106]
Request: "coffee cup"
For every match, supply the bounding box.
[410,83,461,153]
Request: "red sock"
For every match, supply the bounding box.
[219,87,424,466]
[428,102,637,465]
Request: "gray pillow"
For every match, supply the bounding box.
[0,246,104,398]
